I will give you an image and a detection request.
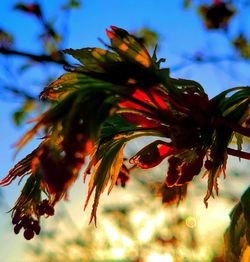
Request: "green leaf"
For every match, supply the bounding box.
[241,187,250,244]
[15,92,78,152]
[220,89,250,119]
[84,121,164,224]
[40,73,100,101]
[64,48,119,72]
[0,147,40,186]
[107,26,153,69]
[224,203,245,262]
[211,87,250,117]
[169,78,205,96]
[100,114,136,139]
[12,170,42,212]
[224,187,250,261]
[84,139,126,224]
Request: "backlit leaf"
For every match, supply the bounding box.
[64,48,119,72]
[224,187,250,261]
[84,139,126,224]
[106,26,153,69]
[159,184,188,206]
[0,147,40,186]
[130,140,174,169]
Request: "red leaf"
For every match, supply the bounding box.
[38,146,78,194]
[130,140,174,169]
[177,154,204,184]
[148,89,169,111]
[119,88,173,122]
[160,184,188,206]
[166,152,205,187]
[165,157,182,186]
[120,112,161,128]
[116,164,130,187]
[119,89,152,112]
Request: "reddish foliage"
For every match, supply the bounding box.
[116,164,130,187]
[130,141,175,169]
[160,184,188,206]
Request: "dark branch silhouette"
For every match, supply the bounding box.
[0,47,69,66]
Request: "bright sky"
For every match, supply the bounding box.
[0,0,249,261]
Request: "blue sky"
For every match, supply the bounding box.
[0,0,249,261]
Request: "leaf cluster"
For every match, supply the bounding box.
[0,26,249,244]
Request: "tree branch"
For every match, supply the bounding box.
[227,147,250,160]
[0,47,69,66]
[171,54,250,72]
[3,86,37,100]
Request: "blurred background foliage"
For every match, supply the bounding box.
[0,0,249,261]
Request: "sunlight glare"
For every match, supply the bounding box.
[111,247,125,258]
[146,253,173,262]
[103,221,119,242]
[137,220,155,242]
